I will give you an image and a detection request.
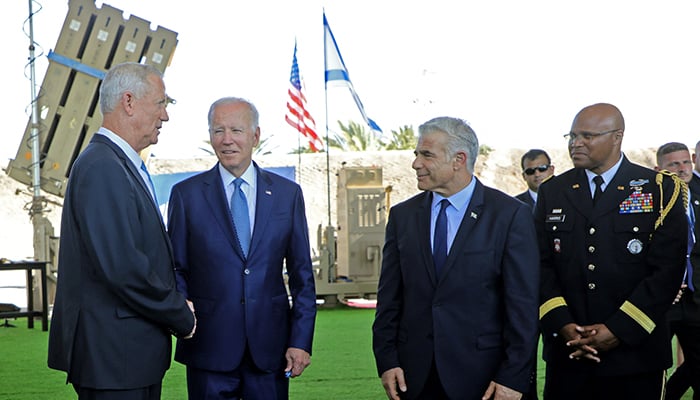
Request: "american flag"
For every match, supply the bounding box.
[285,44,323,152]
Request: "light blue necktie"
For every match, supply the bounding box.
[140,161,158,206]
[433,199,450,275]
[231,178,251,257]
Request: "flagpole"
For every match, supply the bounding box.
[294,39,302,179]
[297,114,301,180]
[323,11,331,229]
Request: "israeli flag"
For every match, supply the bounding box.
[323,13,382,133]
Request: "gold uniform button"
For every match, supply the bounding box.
[588,283,596,290]
[588,264,595,271]
[588,246,595,253]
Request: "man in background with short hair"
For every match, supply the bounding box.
[516,149,554,209]
[690,140,700,194]
[656,142,700,400]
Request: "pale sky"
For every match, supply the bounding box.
[3,0,700,164]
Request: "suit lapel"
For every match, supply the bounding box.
[93,134,175,261]
[249,164,273,258]
[416,192,438,284]
[94,135,155,211]
[691,192,700,239]
[201,165,243,256]
[438,179,483,280]
[563,169,593,219]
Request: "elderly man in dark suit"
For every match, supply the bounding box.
[536,103,687,400]
[167,97,316,400]
[516,149,554,209]
[48,62,196,399]
[373,116,540,400]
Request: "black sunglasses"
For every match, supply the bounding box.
[523,164,550,175]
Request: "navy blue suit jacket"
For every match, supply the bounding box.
[48,134,195,389]
[373,178,540,398]
[515,190,535,210]
[167,163,316,372]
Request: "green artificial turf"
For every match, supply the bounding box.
[0,308,384,400]
[0,308,693,399]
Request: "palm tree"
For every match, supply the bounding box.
[289,145,319,154]
[330,121,382,151]
[383,125,416,150]
[290,121,416,153]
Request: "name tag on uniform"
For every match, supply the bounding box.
[546,215,566,223]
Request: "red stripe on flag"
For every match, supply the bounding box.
[286,45,322,152]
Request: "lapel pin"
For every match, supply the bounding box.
[470,212,478,219]
[572,184,580,189]
[265,190,272,195]
[617,186,625,190]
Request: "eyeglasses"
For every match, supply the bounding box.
[563,129,620,142]
[523,164,550,175]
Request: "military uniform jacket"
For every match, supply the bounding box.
[536,156,687,376]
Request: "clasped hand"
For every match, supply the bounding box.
[561,323,620,362]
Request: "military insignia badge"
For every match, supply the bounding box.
[553,238,561,253]
[629,179,649,187]
[620,185,653,214]
[627,239,643,254]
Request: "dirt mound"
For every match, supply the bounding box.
[0,147,658,259]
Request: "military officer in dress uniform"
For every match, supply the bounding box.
[535,103,687,400]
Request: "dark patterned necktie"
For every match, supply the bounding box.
[433,199,450,275]
[592,175,604,206]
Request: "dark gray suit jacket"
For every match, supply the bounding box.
[516,190,535,209]
[48,134,194,389]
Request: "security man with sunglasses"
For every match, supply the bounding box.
[536,103,687,400]
[517,149,555,210]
